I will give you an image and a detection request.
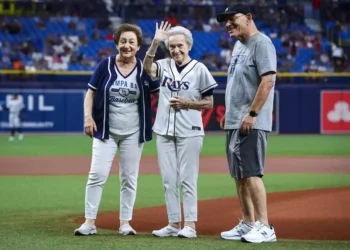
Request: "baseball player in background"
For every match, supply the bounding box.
[7,93,25,142]
[143,21,218,238]
[74,24,159,236]
[216,3,277,243]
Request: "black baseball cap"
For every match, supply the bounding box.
[216,2,252,23]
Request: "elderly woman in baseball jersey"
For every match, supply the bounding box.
[143,22,218,238]
[217,3,277,244]
[74,24,159,236]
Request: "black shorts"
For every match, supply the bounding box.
[226,129,268,180]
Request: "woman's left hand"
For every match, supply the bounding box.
[169,96,189,111]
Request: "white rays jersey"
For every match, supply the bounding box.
[7,97,25,128]
[153,58,218,137]
[7,98,25,115]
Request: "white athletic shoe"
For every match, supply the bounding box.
[221,219,253,240]
[178,226,197,238]
[74,223,97,236]
[18,134,24,140]
[241,221,277,243]
[119,224,136,235]
[9,136,14,142]
[152,225,179,237]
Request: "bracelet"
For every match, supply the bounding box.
[187,101,191,110]
[146,52,155,58]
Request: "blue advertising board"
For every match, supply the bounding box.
[0,89,85,133]
[1,83,350,134]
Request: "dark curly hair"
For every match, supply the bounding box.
[113,23,143,47]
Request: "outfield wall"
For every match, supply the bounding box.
[0,83,349,134]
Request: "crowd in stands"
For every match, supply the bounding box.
[0,15,114,71]
[0,0,349,73]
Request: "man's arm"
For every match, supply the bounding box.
[250,39,277,114]
[249,73,275,113]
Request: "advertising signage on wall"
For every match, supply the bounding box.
[321,90,350,134]
[0,89,85,132]
[0,89,280,134]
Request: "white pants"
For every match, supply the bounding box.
[85,131,144,220]
[156,134,203,223]
[9,113,20,128]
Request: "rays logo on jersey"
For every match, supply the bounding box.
[119,88,129,97]
[111,80,138,97]
[161,76,189,92]
[229,54,246,76]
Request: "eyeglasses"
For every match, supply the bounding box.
[226,14,245,24]
[225,14,246,31]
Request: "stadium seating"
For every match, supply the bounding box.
[0,16,335,72]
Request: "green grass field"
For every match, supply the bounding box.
[1,134,350,156]
[1,134,350,250]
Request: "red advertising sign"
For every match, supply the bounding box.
[321,91,350,133]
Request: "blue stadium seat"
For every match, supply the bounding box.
[326,21,336,29]
[271,38,281,51]
[0,16,338,72]
[321,40,331,53]
[295,48,314,67]
[339,32,350,39]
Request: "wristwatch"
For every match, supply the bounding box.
[249,110,258,117]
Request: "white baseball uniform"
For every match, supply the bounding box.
[85,65,144,221]
[7,98,25,128]
[153,58,218,222]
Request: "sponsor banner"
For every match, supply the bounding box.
[0,89,85,132]
[0,88,280,133]
[321,90,350,133]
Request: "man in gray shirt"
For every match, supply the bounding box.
[216,2,277,244]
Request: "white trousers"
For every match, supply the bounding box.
[9,113,20,128]
[85,131,144,220]
[156,134,203,223]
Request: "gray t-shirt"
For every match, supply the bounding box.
[109,64,140,135]
[225,32,277,132]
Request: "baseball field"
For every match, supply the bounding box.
[1,133,350,250]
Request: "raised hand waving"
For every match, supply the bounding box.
[154,21,172,43]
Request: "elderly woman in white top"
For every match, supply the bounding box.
[143,21,218,238]
[74,23,159,236]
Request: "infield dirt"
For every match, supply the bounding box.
[1,155,349,240]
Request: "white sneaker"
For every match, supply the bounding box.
[152,225,179,237]
[9,136,14,142]
[74,223,97,236]
[18,134,24,140]
[119,224,136,235]
[221,219,253,240]
[178,226,197,238]
[241,221,277,243]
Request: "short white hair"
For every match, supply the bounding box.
[165,26,193,49]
